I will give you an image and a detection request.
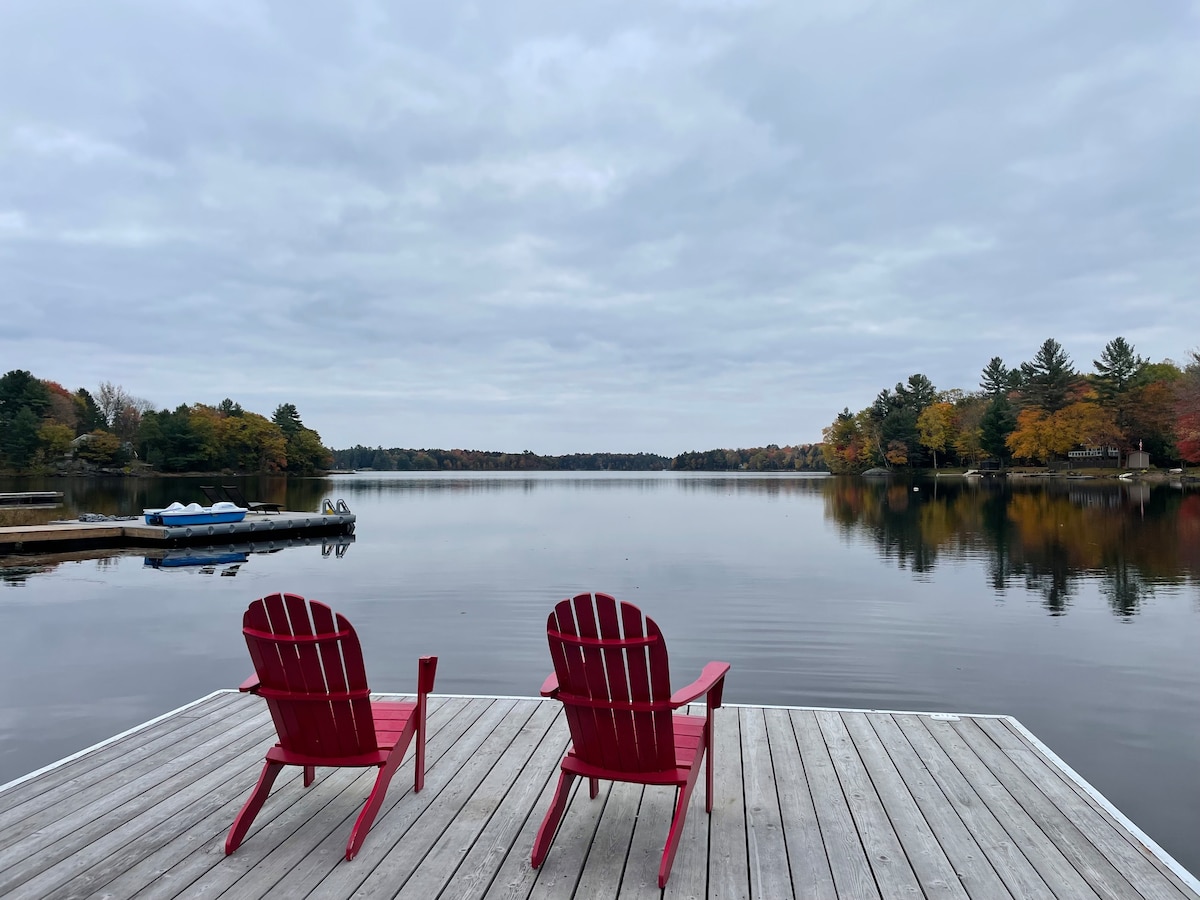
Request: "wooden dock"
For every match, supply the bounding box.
[0,491,63,507]
[0,691,1195,899]
[0,510,355,554]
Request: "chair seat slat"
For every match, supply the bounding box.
[557,693,674,713]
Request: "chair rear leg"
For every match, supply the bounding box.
[414,655,437,793]
[304,765,316,787]
[531,769,577,869]
[706,725,715,813]
[225,760,284,854]
[589,777,599,799]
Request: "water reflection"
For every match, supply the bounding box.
[0,534,355,585]
[824,477,1200,617]
[0,475,334,523]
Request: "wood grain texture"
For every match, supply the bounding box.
[0,693,1194,900]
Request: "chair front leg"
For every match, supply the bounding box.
[225,760,284,854]
[346,754,403,861]
[531,768,577,869]
[660,756,705,888]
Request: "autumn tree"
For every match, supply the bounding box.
[952,396,987,465]
[75,430,126,466]
[1057,399,1122,452]
[219,411,287,472]
[95,381,153,443]
[1006,401,1121,465]
[917,402,956,470]
[41,381,79,431]
[821,409,870,473]
[37,422,75,463]
[1177,351,1200,464]
[1007,409,1069,463]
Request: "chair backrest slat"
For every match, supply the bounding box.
[244,593,377,759]
[548,593,676,774]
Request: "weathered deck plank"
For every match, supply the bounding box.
[854,714,1011,900]
[895,713,1097,899]
[792,709,882,899]
[981,716,1198,898]
[0,693,1194,900]
[706,705,749,900]
[741,706,792,899]
[951,716,1185,900]
[763,707,837,899]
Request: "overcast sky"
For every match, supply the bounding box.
[1,1,1196,455]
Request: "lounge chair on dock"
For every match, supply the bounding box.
[199,484,281,513]
[532,591,730,888]
[226,592,437,861]
[216,484,283,514]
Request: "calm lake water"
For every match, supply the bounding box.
[2,471,1198,872]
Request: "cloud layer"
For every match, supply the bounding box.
[2,0,1197,453]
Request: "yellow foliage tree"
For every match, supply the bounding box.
[917,402,956,470]
[37,422,75,463]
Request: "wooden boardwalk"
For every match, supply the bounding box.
[0,691,1195,900]
[0,510,354,554]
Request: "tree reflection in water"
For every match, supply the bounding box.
[823,477,1199,617]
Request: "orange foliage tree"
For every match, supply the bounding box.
[1006,401,1121,464]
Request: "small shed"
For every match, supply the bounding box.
[1127,449,1150,469]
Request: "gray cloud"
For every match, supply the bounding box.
[2,0,1196,454]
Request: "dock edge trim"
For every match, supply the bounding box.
[0,689,232,795]
[1003,714,1200,895]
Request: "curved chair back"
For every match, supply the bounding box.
[243,592,377,759]
[546,592,677,774]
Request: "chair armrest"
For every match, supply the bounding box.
[239,673,261,694]
[540,672,560,698]
[670,661,731,709]
[417,656,438,697]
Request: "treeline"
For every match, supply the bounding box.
[331,446,670,471]
[822,337,1200,473]
[333,443,827,472]
[670,444,827,471]
[0,369,332,474]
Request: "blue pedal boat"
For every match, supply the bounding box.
[143,501,248,527]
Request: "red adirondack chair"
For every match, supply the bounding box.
[225,592,437,861]
[531,592,730,888]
